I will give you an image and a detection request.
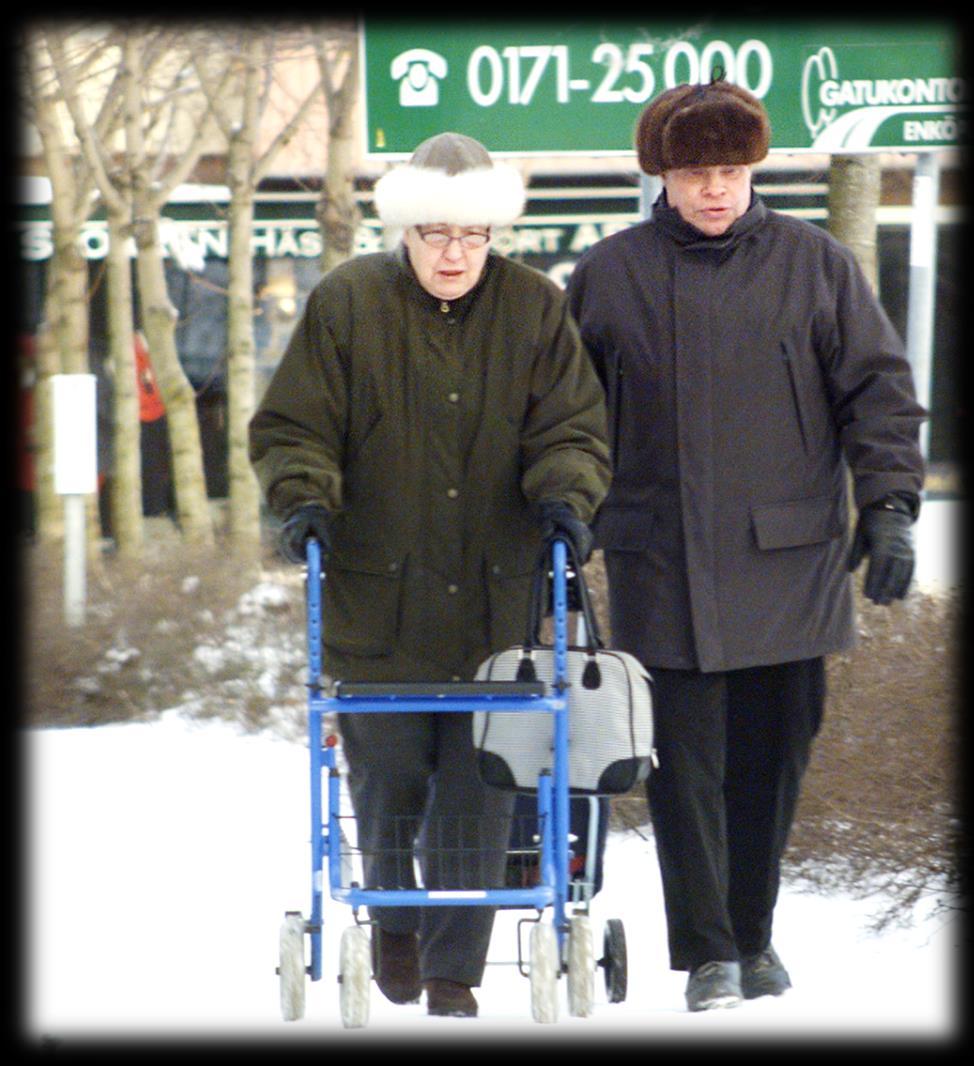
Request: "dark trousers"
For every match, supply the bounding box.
[646,659,825,971]
[338,710,515,987]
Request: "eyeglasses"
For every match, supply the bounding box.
[415,226,491,249]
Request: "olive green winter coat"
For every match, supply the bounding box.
[249,248,611,682]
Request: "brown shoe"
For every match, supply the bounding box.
[372,928,421,1004]
[424,979,478,1017]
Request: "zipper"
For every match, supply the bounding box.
[610,355,624,469]
[781,341,809,453]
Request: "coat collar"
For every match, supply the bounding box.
[392,243,495,314]
[651,190,767,251]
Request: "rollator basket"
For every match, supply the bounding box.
[474,542,654,795]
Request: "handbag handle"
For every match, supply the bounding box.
[523,537,605,653]
[517,537,606,688]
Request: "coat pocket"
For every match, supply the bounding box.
[751,495,843,551]
[322,546,403,657]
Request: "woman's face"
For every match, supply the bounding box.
[403,224,492,301]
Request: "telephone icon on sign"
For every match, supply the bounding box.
[390,48,448,107]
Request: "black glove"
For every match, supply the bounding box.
[279,504,332,564]
[535,499,594,563]
[848,496,916,605]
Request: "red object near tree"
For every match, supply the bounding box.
[135,331,165,423]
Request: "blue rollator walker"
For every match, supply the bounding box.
[278,536,601,1026]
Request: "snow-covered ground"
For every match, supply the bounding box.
[22,499,962,1047]
[24,713,960,1045]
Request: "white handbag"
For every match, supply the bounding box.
[473,543,654,795]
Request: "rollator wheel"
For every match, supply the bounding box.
[338,925,371,1029]
[567,914,595,1017]
[278,912,307,1021]
[529,921,559,1024]
[601,918,628,1003]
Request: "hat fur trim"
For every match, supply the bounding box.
[636,81,770,175]
[374,162,526,229]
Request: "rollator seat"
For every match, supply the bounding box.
[333,680,546,699]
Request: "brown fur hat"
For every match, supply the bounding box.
[635,78,770,175]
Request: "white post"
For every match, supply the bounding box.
[905,151,940,462]
[639,173,663,220]
[63,494,87,627]
[52,374,98,627]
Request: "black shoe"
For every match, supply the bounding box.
[741,945,791,999]
[425,979,478,1017]
[685,961,743,1012]
[372,928,421,1005]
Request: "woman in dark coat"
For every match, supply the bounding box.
[566,79,925,1012]
[250,133,610,1018]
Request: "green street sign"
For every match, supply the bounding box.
[361,20,965,156]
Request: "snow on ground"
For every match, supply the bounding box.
[21,499,963,1047]
[24,711,961,1047]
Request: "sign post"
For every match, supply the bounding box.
[906,152,940,460]
[52,374,97,627]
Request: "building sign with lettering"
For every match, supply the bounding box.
[17,216,633,276]
[361,20,964,155]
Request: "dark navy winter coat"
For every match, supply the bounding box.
[566,193,925,672]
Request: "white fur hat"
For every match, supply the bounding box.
[374,132,525,230]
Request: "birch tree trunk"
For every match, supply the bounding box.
[827,154,882,294]
[48,196,104,564]
[827,153,883,531]
[48,213,89,377]
[25,29,98,548]
[132,210,214,545]
[106,208,143,556]
[317,30,360,275]
[32,307,63,540]
[222,33,263,551]
[122,27,214,545]
[40,26,146,557]
[225,185,262,548]
[194,27,325,550]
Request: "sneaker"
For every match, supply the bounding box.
[741,945,791,999]
[425,979,479,1017]
[372,928,421,1005]
[685,961,743,1012]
